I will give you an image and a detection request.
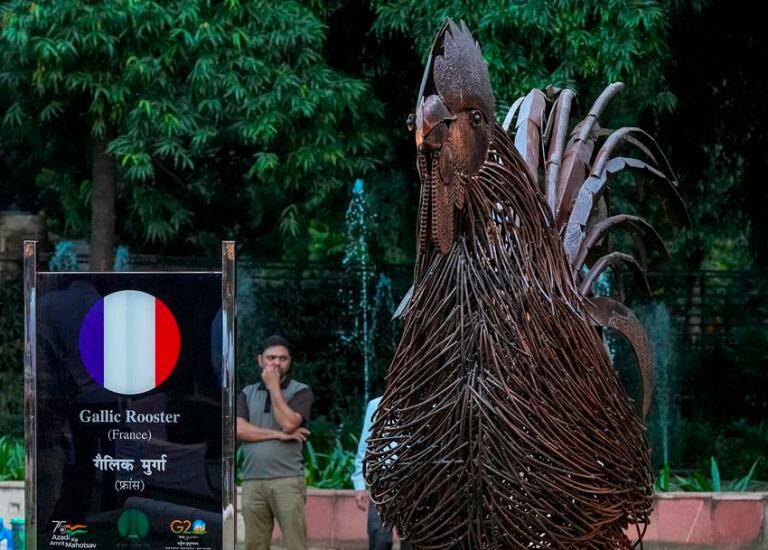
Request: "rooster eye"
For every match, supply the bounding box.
[470,110,483,126]
[406,113,416,132]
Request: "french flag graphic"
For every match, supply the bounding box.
[79,290,181,395]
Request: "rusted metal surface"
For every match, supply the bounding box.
[364,19,687,549]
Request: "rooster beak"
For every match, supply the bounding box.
[415,94,455,152]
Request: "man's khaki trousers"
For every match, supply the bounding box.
[242,476,308,550]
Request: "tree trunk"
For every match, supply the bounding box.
[89,133,117,271]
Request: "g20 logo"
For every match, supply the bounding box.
[170,519,206,535]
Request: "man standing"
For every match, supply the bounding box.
[237,335,313,550]
[352,397,411,550]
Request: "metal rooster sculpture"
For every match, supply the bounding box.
[363,20,687,549]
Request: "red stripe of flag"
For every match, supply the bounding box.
[155,298,181,386]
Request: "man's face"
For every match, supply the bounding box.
[257,345,292,377]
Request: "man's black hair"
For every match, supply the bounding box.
[260,334,294,355]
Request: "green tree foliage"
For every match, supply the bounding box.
[2,0,761,269]
[370,0,675,118]
[0,0,384,262]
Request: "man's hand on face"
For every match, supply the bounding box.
[260,364,282,390]
[278,427,310,442]
[355,490,369,511]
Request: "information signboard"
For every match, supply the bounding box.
[23,242,236,550]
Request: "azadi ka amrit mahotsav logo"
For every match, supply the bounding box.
[79,290,181,395]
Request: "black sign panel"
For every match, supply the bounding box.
[35,273,224,549]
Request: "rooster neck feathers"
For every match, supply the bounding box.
[418,121,578,306]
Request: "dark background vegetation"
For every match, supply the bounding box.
[1,0,767,484]
[1,1,766,270]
